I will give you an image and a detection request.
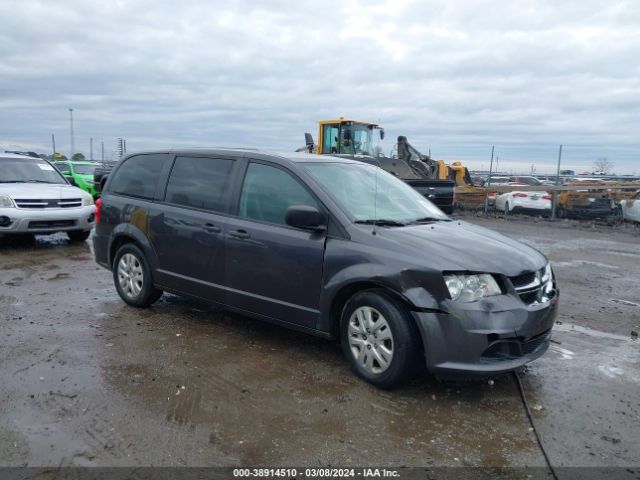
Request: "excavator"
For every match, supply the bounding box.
[300,118,474,213]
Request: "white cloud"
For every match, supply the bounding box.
[0,0,638,172]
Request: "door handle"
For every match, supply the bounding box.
[202,223,221,233]
[228,229,250,239]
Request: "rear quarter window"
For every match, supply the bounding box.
[108,154,168,199]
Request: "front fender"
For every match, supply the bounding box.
[318,240,446,333]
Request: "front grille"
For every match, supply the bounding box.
[14,198,82,209]
[510,271,537,289]
[480,329,551,362]
[509,267,553,305]
[28,220,76,229]
[521,329,552,355]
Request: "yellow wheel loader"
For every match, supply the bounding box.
[299,117,476,213]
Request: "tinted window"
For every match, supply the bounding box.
[239,163,318,226]
[165,156,234,212]
[109,154,168,199]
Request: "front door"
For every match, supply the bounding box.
[224,161,326,328]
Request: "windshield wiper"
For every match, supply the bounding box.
[407,216,452,224]
[354,219,407,227]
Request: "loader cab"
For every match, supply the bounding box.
[317,118,384,157]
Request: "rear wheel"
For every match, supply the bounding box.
[67,230,91,242]
[341,290,422,389]
[504,201,510,216]
[113,244,163,307]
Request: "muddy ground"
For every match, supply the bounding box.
[0,217,638,474]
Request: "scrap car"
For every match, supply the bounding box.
[495,188,552,216]
[93,149,558,388]
[0,152,96,241]
[53,160,101,197]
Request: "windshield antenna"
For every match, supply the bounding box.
[372,156,381,235]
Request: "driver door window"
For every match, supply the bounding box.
[238,163,318,226]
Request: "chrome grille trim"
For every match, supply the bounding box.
[510,266,554,305]
[14,198,82,209]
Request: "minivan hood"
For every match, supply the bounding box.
[0,183,86,199]
[373,220,547,277]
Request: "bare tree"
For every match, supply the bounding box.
[593,157,614,174]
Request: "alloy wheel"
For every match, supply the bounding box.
[117,253,144,299]
[348,306,394,374]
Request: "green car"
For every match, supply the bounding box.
[53,161,101,197]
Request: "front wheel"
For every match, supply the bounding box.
[341,290,422,389]
[113,244,163,307]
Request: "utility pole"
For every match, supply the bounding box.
[484,145,495,215]
[51,134,56,156]
[551,144,563,219]
[101,141,104,161]
[90,137,93,161]
[68,108,75,159]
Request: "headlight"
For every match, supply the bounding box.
[82,196,94,206]
[444,273,502,302]
[0,195,15,208]
[541,262,554,295]
[541,263,552,283]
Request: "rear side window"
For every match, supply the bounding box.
[165,156,234,212]
[109,154,168,199]
[238,163,318,226]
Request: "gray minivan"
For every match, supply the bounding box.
[93,149,558,388]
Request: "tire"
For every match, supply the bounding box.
[67,230,91,242]
[340,289,422,389]
[504,202,510,216]
[112,243,163,307]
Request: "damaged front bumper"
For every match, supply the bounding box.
[412,291,559,376]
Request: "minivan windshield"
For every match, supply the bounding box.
[0,158,68,184]
[303,161,449,224]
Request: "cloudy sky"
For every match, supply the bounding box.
[1,0,638,173]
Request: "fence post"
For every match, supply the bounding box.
[484,145,495,215]
[551,144,563,219]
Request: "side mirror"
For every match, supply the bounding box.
[285,205,327,231]
[379,128,385,140]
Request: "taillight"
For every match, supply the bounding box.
[542,195,552,200]
[512,193,528,198]
[95,198,102,224]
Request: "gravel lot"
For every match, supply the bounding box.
[0,217,638,474]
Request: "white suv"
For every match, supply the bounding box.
[0,153,96,241]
